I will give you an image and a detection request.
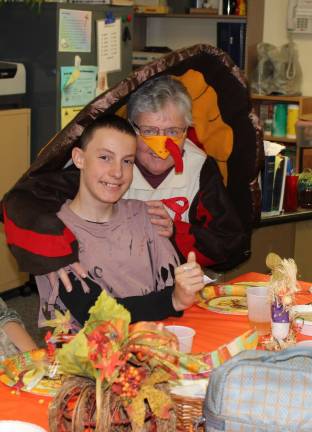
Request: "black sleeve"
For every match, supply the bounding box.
[172,156,251,271]
[59,273,183,326]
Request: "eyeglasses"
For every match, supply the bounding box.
[131,122,187,139]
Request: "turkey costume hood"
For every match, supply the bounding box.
[1,44,264,274]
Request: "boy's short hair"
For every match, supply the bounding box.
[79,114,136,150]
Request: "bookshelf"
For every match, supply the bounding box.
[133,0,265,76]
[251,94,312,172]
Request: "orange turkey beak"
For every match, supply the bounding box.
[140,135,184,173]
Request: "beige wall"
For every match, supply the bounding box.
[146,17,217,51]
[263,0,312,96]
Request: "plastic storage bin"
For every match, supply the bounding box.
[296,120,312,148]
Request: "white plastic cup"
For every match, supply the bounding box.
[165,325,195,353]
[271,322,290,340]
[246,286,272,336]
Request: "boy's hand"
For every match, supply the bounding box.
[146,200,173,238]
[47,262,88,293]
[172,251,204,311]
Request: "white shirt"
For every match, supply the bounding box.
[124,139,207,222]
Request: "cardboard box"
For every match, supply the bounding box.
[111,0,134,4]
[134,0,164,5]
[189,7,218,14]
[134,5,170,13]
[296,120,312,148]
[132,50,167,65]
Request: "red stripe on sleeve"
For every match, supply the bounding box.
[3,208,76,258]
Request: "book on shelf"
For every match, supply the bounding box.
[261,154,288,217]
[283,147,296,175]
[272,155,288,213]
[132,49,170,66]
[258,102,274,127]
[261,155,276,214]
[216,22,246,69]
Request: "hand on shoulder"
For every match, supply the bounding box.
[146,200,173,238]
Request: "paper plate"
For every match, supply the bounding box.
[197,284,248,315]
[291,305,312,336]
[0,421,47,432]
[292,305,312,323]
[204,295,248,315]
[0,349,61,397]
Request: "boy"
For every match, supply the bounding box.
[36,114,204,327]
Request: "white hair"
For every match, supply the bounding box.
[128,75,192,126]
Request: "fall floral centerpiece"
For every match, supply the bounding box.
[48,291,207,432]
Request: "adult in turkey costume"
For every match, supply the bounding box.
[1,45,263,277]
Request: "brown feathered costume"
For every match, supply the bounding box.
[0,44,263,275]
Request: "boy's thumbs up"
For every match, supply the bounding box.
[172,250,204,312]
[187,251,196,264]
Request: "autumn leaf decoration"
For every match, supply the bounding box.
[42,309,72,336]
[54,290,206,429]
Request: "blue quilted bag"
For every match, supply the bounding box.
[198,347,312,432]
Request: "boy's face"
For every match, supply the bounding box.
[73,127,136,205]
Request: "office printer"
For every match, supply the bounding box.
[0,61,26,96]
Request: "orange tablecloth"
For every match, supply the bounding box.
[165,271,312,352]
[0,272,311,430]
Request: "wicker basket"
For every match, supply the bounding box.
[49,376,177,431]
[171,393,204,431]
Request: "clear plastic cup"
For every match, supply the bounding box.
[165,325,195,353]
[246,286,271,336]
